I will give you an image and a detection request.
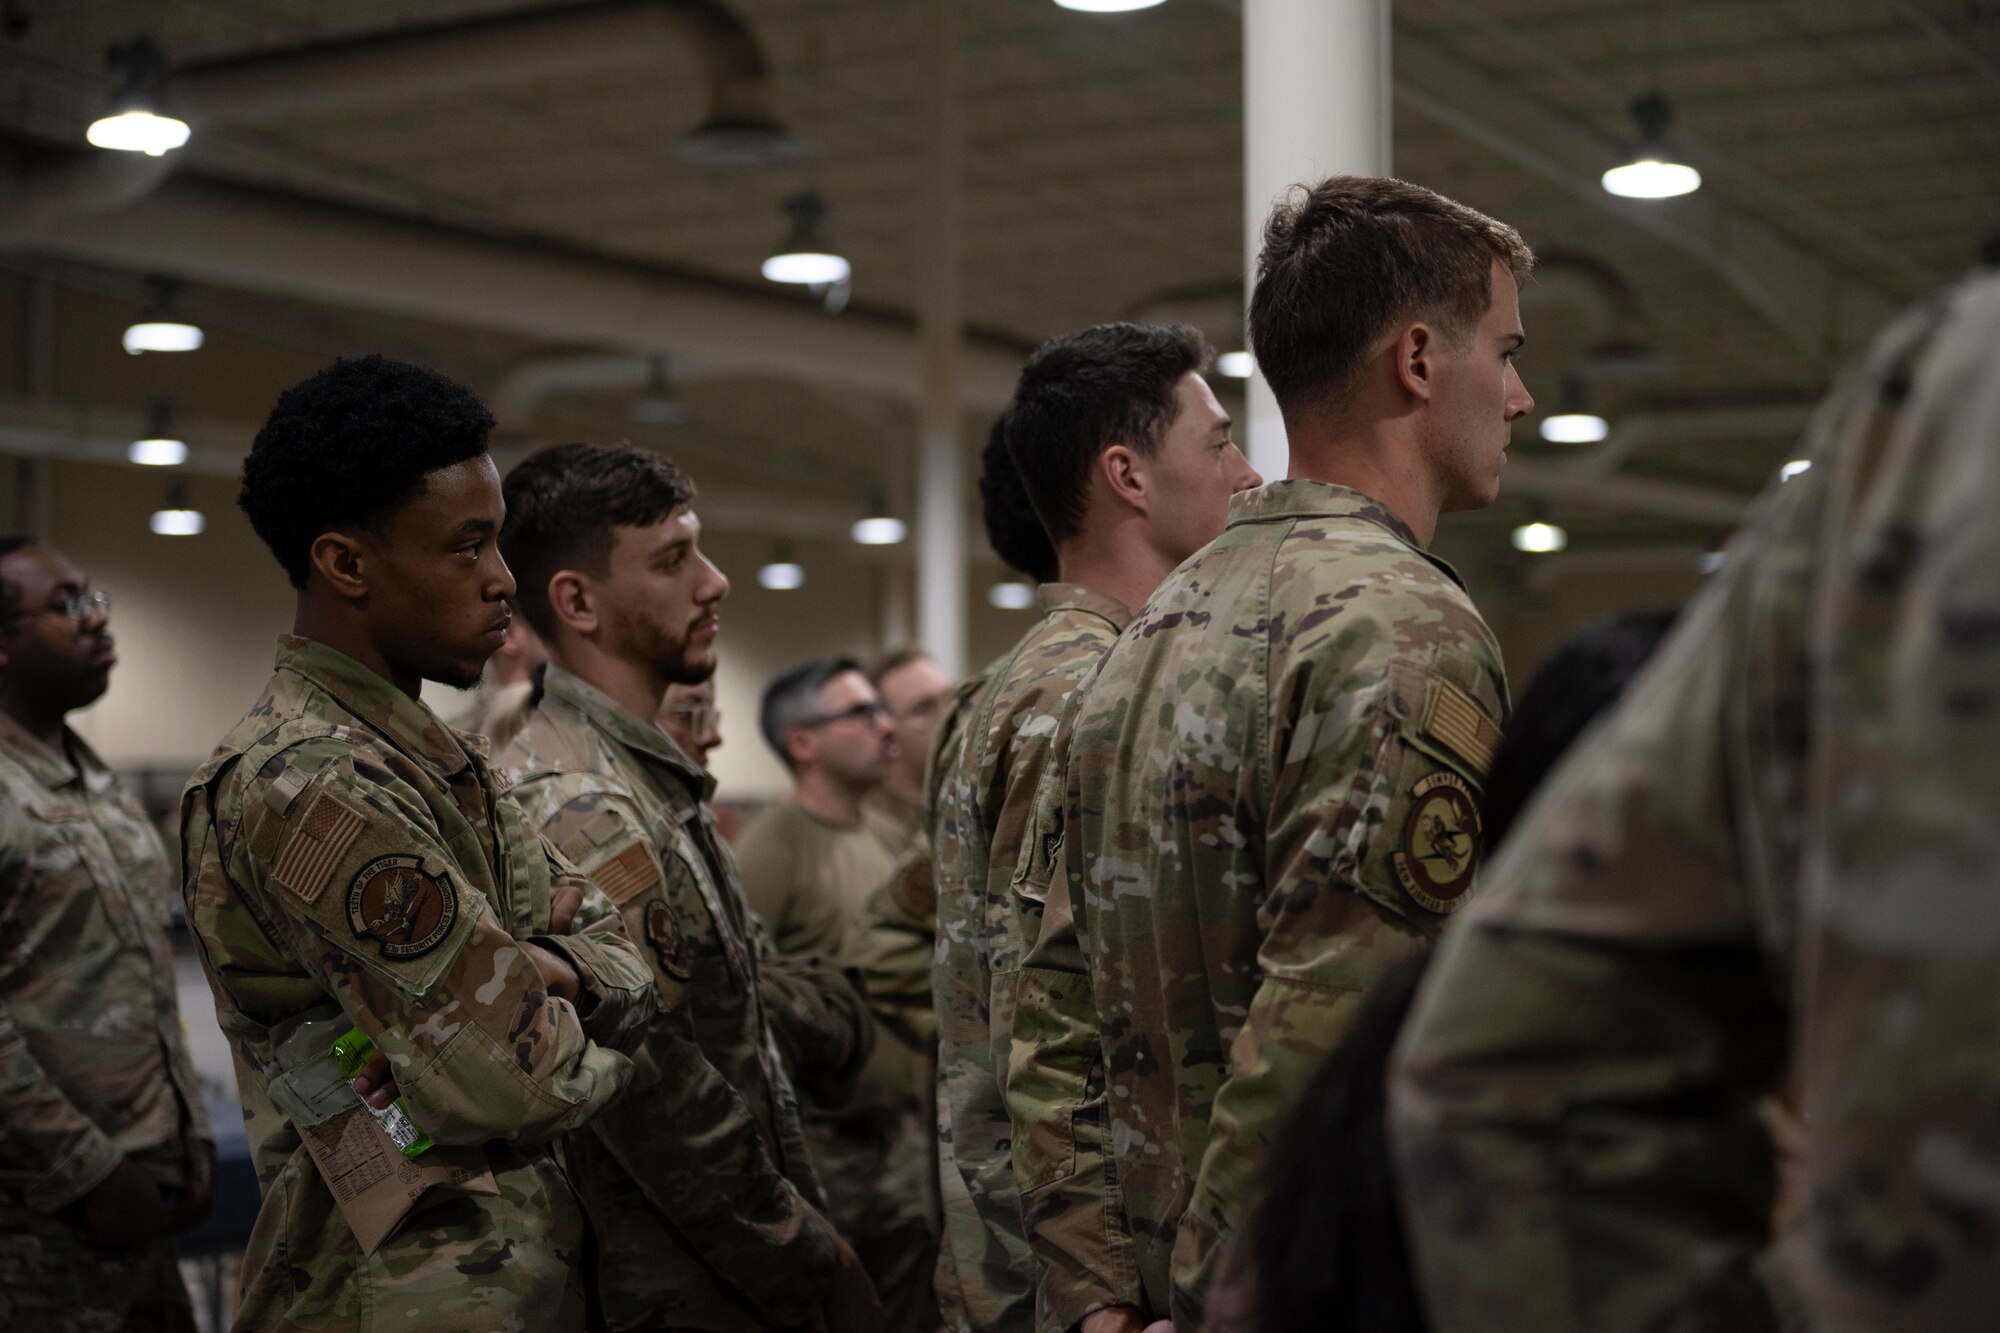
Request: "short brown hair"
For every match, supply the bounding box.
[1249,176,1534,418]
[501,442,696,639]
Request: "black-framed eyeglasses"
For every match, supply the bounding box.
[1,589,111,628]
[800,700,891,729]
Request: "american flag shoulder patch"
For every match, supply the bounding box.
[1421,678,1502,778]
[270,785,366,904]
[591,841,662,906]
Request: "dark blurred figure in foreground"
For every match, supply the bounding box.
[1395,274,2000,1333]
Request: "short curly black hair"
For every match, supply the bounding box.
[239,355,496,588]
[1005,322,1210,546]
[978,413,1057,584]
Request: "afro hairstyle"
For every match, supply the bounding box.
[239,354,496,588]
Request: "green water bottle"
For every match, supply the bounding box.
[330,1028,435,1159]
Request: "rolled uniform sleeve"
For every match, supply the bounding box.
[224,744,641,1147]
[1172,640,1505,1325]
[539,791,846,1324]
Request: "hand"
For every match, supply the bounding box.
[815,1237,884,1333]
[351,1048,402,1111]
[522,939,581,1004]
[1080,1308,1152,1333]
[80,1156,172,1247]
[549,880,583,934]
[169,1139,216,1229]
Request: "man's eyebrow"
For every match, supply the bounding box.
[449,517,497,539]
[1214,414,1234,434]
[1504,332,1527,350]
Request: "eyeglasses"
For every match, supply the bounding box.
[665,704,721,732]
[800,700,891,729]
[1,589,111,628]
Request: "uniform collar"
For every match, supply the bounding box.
[542,664,716,801]
[274,635,472,777]
[1224,480,1464,588]
[1035,582,1135,633]
[0,710,111,792]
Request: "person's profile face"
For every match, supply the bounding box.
[366,454,517,690]
[0,545,116,715]
[599,507,730,688]
[876,656,954,779]
[1136,372,1263,564]
[659,680,721,766]
[1428,261,1533,512]
[793,670,895,787]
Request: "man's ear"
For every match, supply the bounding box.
[308,531,370,600]
[1395,322,1439,403]
[546,570,599,637]
[1099,443,1149,516]
[784,724,816,772]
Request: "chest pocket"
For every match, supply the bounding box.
[27,794,159,954]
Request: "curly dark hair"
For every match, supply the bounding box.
[1005,322,1210,546]
[978,413,1057,583]
[500,441,696,640]
[239,355,495,588]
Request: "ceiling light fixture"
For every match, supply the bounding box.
[129,401,187,466]
[1539,412,1609,444]
[123,276,202,354]
[1602,94,1701,199]
[1780,459,1811,482]
[757,541,805,590]
[150,482,204,535]
[1215,351,1254,379]
[988,582,1035,611]
[86,37,188,157]
[851,516,906,546]
[762,192,851,287]
[1510,521,1568,554]
[631,354,686,426]
[1055,0,1168,11]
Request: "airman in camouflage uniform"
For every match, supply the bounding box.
[183,355,659,1331]
[0,541,213,1333]
[505,664,864,1330]
[934,585,1132,1332]
[942,322,1259,1333]
[1011,179,1533,1329]
[183,637,658,1330]
[1390,277,2000,1333]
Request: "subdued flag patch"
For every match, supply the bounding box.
[1422,678,1501,776]
[272,788,365,903]
[591,840,662,906]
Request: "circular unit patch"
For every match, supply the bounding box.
[347,854,459,959]
[1392,772,1482,913]
[645,897,692,981]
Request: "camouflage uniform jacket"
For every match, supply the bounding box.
[180,636,657,1332]
[1047,481,1508,1326]
[933,583,1131,1333]
[1391,277,2000,1333]
[501,665,845,1331]
[0,713,212,1220]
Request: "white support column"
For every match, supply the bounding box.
[1243,0,1391,480]
[915,0,967,679]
